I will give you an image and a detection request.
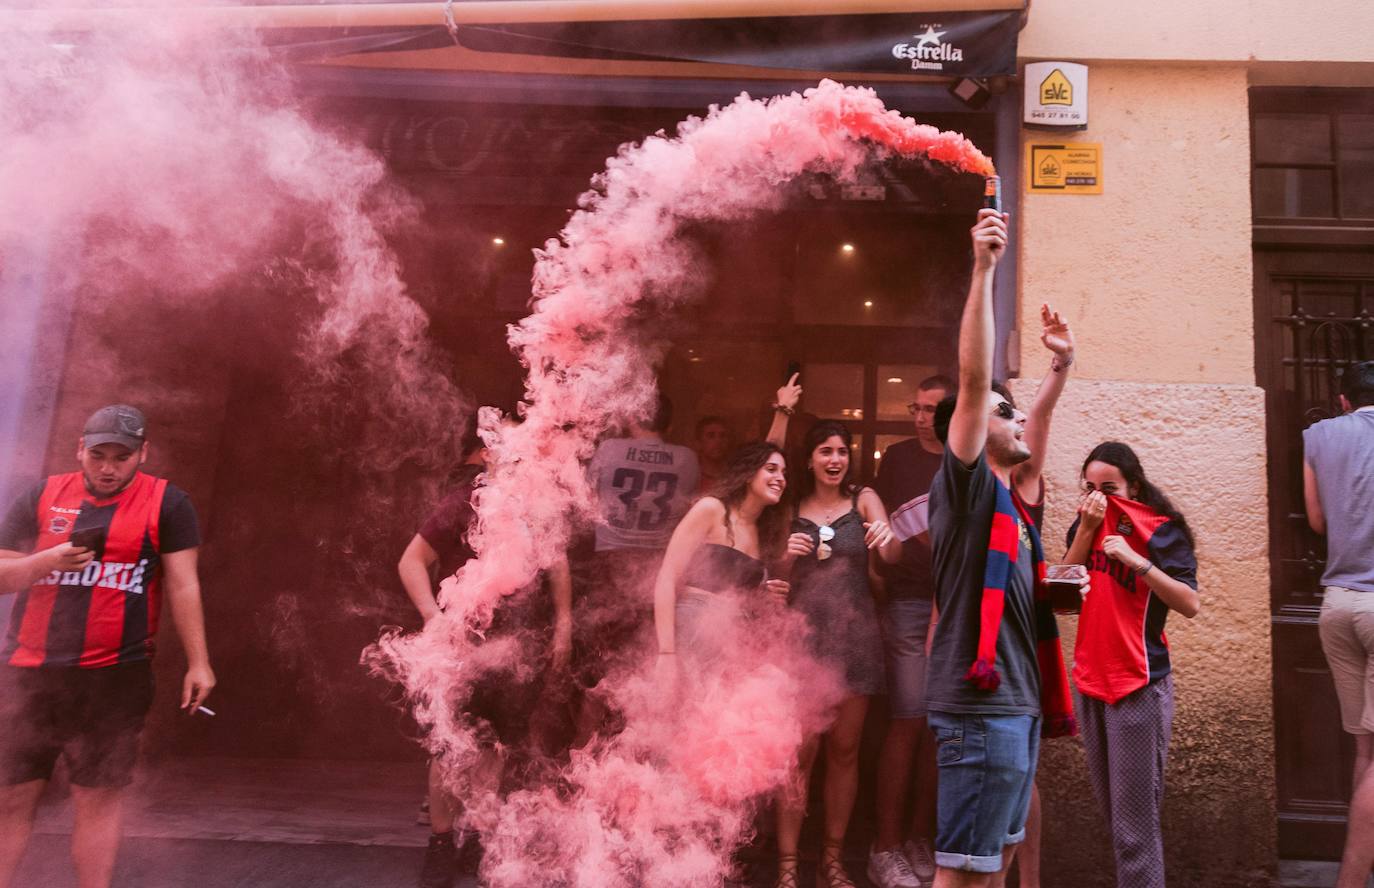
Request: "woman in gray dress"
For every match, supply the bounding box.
[774,420,901,888]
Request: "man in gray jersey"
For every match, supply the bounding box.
[1304,360,1374,888]
[573,393,698,738]
[588,393,700,556]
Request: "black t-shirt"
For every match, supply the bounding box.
[927,449,1040,716]
[0,480,200,555]
[873,438,944,601]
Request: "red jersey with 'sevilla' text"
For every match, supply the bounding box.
[5,472,175,668]
[1067,497,1198,705]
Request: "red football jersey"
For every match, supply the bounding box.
[6,472,168,668]
[1071,496,1197,705]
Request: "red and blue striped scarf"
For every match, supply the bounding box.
[965,478,1077,739]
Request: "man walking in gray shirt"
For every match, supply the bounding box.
[1304,360,1374,888]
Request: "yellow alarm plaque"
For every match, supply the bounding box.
[1028,143,1103,194]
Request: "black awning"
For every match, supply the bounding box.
[451,10,1021,78]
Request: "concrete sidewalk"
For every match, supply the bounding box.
[11,834,442,888]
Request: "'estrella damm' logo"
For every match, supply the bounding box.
[891,25,965,72]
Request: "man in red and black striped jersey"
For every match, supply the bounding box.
[0,404,214,888]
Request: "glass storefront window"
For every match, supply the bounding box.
[801,363,866,421]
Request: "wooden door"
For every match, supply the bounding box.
[1256,249,1374,858]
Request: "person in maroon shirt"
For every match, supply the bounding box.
[0,405,213,888]
[397,429,573,888]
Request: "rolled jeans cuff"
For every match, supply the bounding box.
[934,851,1004,874]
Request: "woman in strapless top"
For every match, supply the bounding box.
[652,441,791,668]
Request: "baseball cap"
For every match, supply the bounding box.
[83,404,147,450]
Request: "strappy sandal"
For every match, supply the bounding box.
[774,853,800,888]
[816,842,857,888]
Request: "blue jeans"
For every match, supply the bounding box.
[928,711,1041,873]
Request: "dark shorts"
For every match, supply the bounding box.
[0,662,155,788]
[465,589,554,749]
[570,548,659,689]
[881,598,934,719]
[467,671,542,749]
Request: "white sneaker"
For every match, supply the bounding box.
[867,846,922,888]
[902,838,937,885]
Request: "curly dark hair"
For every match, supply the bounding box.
[1081,441,1195,548]
[708,441,789,560]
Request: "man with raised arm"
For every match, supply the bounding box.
[924,210,1077,888]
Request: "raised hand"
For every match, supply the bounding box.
[1039,303,1075,357]
[970,208,1009,270]
[776,373,802,412]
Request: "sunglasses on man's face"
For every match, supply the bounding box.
[990,401,1015,420]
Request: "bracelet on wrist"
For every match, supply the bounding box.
[1134,561,1154,577]
[772,403,795,416]
[1051,354,1075,373]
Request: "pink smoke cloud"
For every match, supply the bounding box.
[374,79,992,885]
[0,9,470,475]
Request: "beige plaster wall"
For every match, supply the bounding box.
[1008,378,1276,887]
[1020,0,1374,64]
[1012,45,1277,885]
[1017,64,1254,386]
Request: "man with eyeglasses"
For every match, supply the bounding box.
[868,373,953,888]
[922,209,1079,888]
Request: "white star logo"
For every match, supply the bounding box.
[914,26,945,48]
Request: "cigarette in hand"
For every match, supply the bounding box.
[196,705,216,717]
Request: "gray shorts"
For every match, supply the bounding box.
[882,597,934,719]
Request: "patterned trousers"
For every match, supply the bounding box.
[1075,673,1175,888]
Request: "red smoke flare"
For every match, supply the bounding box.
[375,80,993,887]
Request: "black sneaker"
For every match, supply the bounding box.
[419,832,458,888]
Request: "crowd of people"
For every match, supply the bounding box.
[1,211,1370,888]
[400,211,1209,888]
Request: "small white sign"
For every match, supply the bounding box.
[1024,61,1088,128]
